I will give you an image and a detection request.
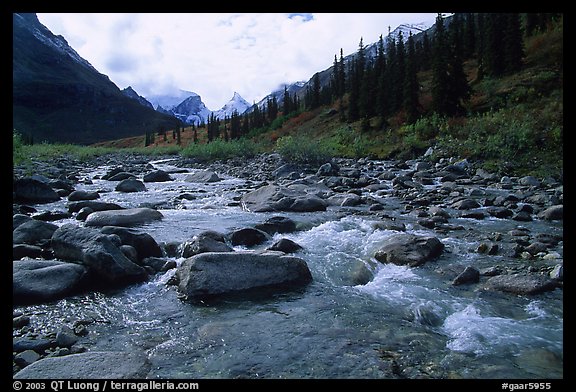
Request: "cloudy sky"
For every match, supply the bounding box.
[37,13,438,110]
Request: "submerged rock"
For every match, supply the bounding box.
[177,251,313,300]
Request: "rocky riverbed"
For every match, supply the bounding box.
[12,152,563,379]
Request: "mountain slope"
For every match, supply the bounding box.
[13,13,182,145]
[121,86,154,109]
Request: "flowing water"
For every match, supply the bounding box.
[15,159,563,379]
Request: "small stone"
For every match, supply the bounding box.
[55,325,78,348]
[452,266,480,286]
[14,350,41,367]
[13,315,31,329]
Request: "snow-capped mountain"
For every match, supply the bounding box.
[170,95,212,126]
[147,90,199,112]
[121,86,154,109]
[388,21,435,42]
[212,92,251,120]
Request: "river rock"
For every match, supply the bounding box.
[177,252,313,300]
[229,227,270,247]
[483,273,557,295]
[84,208,163,227]
[14,350,41,368]
[67,201,123,213]
[51,224,148,285]
[267,238,303,253]
[76,207,93,221]
[13,178,60,203]
[185,170,222,183]
[143,169,172,182]
[115,178,146,193]
[13,338,53,353]
[108,172,136,181]
[374,234,444,267]
[55,325,78,347]
[255,216,297,234]
[13,244,44,260]
[182,231,233,258]
[13,214,33,230]
[32,210,72,221]
[13,351,151,379]
[451,198,481,210]
[67,190,100,201]
[13,260,88,305]
[537,205,563,221]
[13,220,58,245]
[100,226,163,261]
[241,184,327,212]
[452,266,480,286]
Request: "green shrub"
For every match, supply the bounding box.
[181,138,260,161]
[275,135,333,164]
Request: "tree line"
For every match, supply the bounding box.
[144,13,561,146]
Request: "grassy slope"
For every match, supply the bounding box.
[90,20,563,177]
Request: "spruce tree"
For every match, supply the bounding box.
[311,73,321,109]
[420,31,431,71]
[463,13,477,59]
[338,48,346,97]
[347,60,359,122]
[332,54,340,100]
[504,13,524,74]
[283,86,291,115]
[403,32,420,123]
[431,13,451,116]
[394,32,406,114]
[483,13,506,77]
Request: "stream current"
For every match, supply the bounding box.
[14,158,563,379]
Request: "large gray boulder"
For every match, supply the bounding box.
[13,260,88,305]
[84,208,163,227]
[115,178,146,192]
[13,220,58,245]
[13,178,60,203]
[14,351,151,379]
[229,227,270,247]
[51,224,147,285]
[143,169,172,182]
[177,252,313,300]
[538,205,563,221]
[374,234,444,267]
[67,190,100,201]
[255,216,297,235]
[483,273,558,295]
[241,184,327,212]
[185,170,222,183]
[181,231,233,258]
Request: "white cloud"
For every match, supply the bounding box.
[37,13,437,110]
